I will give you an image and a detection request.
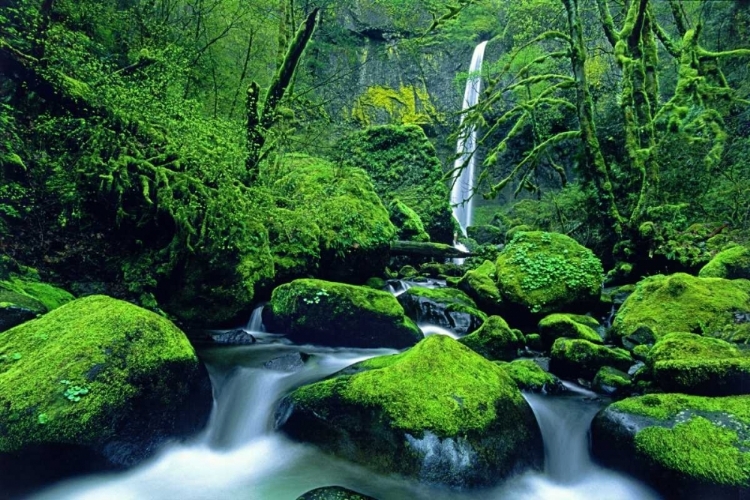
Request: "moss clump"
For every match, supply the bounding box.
[351,84,440,127]
[611,273,750,344]
[339,125,453,244]
[646,332,750,396]
[457,260,504,315]
[526,333,543,351]
[498,359,563,393]
[281,335,542,487]
[699,246,750,280]
[550,338,633,379]
[266,279,421,348]
[592,366,632,397]
[364,277,386,290]
[537,313,602,349]
[0,295,209,456]
[495,231,603,316]
[459,315,523,361]
[0,278,74,314]
[388,199,430,242]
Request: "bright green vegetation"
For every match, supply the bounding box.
[699,246,750,280]
[537,313,602,349]
[612,273,750,344]
[388,199,430,242]
[497,359,562,393]
[267,279,421,348]
[339,125,454,244]
[351,84,440,127]
[550,338,632,379]
[0,295,204,452]
[457,260,504,316]
[646,332,750,396]
[467,225,504,245]
[613,393,750,422]
[0,278,73,314]
[459,315,523,361]
[495,231,604,315]
[592,366,632,396]
[289,335,527,436]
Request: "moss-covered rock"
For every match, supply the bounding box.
[591,393,750,499]
[265,279,421,348]
[550,338,633,380]
[459,315,523,361]
[296,486,377,500]
[277,335,542,488]
[537,313,602,350]
[497,359,565,394]
[0,266,75,332]
[398,286,486,335]
[611,273,750,344]
[339,125,454,244]
[0,296,211,475]
[388,199,430,242]
[699,246,750,280]
[526,333,543,351]
[646,332,750,396]
[592,366,632,398]
[457,260,504,315]
[419,262,464,278]
[467,225,504,245]
[495,231,603,317]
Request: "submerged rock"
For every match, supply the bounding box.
[264,352,310,372]
[207,329,257,345]
[265,279,421,348]
[398,286,486,336]
[459,315,523,361]
[296,486,377,500]
[592,393,750,499]
[612,273,750,344]
[495,231,603,318]
[277,335,542,488]
[0,295,212,488]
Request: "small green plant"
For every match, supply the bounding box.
[61,380,89,402]
[37,413,49,424]
[302,289,329,305]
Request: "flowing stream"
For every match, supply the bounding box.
[30,326,661,500]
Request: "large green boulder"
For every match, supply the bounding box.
[398,286,486,335]
[537,313,602,350]
[611,273,750,344]
[495,231,603,317]
[592,394,750,499]
[699,246,750,280]
[459,315,523,361]
[646,332,750,396]
[457,260,504,315]
[0,296,211,484]
[265,279,421,348]
[550,338,633,380]
[387,199,430,242]
[277,335,543,488]
[339,125,454,244]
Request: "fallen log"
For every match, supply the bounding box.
[390,240,471,259]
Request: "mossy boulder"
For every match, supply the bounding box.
[457,260,504,315]
[592,393,750,499]
[646,332,750,396]
[699,246,750,280]
[498,359,565,394]
[339,125,454,244]
[550,338,633,380]
[611,273,750,344]
[459,315,523,361]
[398,286,486,335]
[265,279,421,348]
[277,335,543,488]
[388,199,430,242]
[467,225,504,245]
[0,296,211,485]
[495,231,603,318]
[537,313,602,350]
[0,271,74,332]
[296,486,377,500]
[592,366,632,398]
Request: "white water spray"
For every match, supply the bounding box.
[451,41,488,236]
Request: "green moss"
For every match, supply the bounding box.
[457,260,503,315]
[364,277,386,290]
[526,333,543,351]
[0,295,200,452]
[339,125,453,244]
[459,315,523,361]
[633,344,651,360]
[498,359,561,392]
[550,338,633,379]
[592,366,632,396]
[388,199,430,242]
[614,393,750,423]
[0,277,74,314]
[291,335,524,437]
[612,273,750,343]
[699,246,750,280]
[538,313,602,349]
[467,225,504,245]
[351,85,440,127]
[496,231,603,315]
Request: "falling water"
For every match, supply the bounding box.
[451,41,488,236]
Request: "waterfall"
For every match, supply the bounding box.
[451,41,488,236]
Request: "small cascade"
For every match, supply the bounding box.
[451,40,488,236]
[246,304,266,333]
